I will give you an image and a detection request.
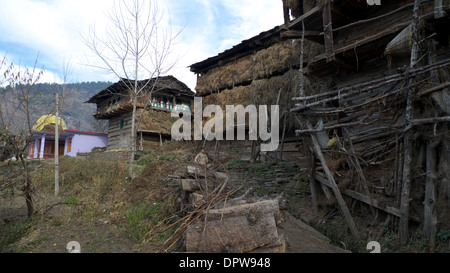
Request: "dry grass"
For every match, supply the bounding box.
[195,39,323,96]
[136,108,180,134]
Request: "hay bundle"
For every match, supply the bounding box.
[201,85,253,128]
[136,108,179,134]
[202,85,252,109]
[196,38,323,95]
[196,55,254,96]
[254,40,292,79]
[197,67,334,133]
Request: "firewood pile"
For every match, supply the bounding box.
[145,164,287,253]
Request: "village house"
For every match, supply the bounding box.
[190,0,450,246]
[86,75,195,150]
[28,129,108,159]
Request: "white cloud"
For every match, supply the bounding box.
[221,0,283,45]
[0,0,284,91]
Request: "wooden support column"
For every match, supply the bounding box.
[322,1,335,62]
[424,141,438,251]
[399,0,420,245]
[307,140,319,213]
[306,120,360,240]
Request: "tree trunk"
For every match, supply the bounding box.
[19,155,34,218]
[129,96,137,179]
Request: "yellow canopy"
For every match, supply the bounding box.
[32,115,67,131]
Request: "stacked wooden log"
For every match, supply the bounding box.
[186,199,286,253]
[182,165,286,253]
[144,164,287,253]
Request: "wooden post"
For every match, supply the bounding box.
[55,93,59,196]
[423,141,438,251]
[283,0,290,26]
[306,120,360,240]
[322,2,335,62]
[399,0,420,245]
[299,20,305,97]
[308,144,319,213]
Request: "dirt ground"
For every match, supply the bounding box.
[0,142,350,253]
[0,194,349,253]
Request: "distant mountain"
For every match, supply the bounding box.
[1,81,113,134]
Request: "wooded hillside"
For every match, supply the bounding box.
[1,81,112,133]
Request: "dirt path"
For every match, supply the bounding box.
[280,213,350,253]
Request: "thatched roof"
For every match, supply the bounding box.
[86,75,194,104]
[190,26,282,74]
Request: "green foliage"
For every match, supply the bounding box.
[136,151,158,166]
[0,219,33,252]
[136,151,182,166]
[225,158,244,168]
[158,153,179,162]
[64,195,79,206]
[437,229,450,243]
[121,197,177,242]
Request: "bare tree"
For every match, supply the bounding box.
[0,55,45,218]
[83,0,180,178]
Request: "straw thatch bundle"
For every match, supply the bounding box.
[136,108,179,134]
[197,67,333,132]
[196,39,322,96]
[253,40,293,79]
[196,55,254,96]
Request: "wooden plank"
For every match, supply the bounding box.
[288,6,321,30]
[280,30,321,39]
[187,165,228,181]
[314,174,422,222]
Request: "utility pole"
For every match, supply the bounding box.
[55,92,59,196]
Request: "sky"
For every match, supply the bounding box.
[0,0,284,91]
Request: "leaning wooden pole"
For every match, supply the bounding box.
[399,0,420,245]
[307,120,360,240]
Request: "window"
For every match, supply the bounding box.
[120,119,124,130]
